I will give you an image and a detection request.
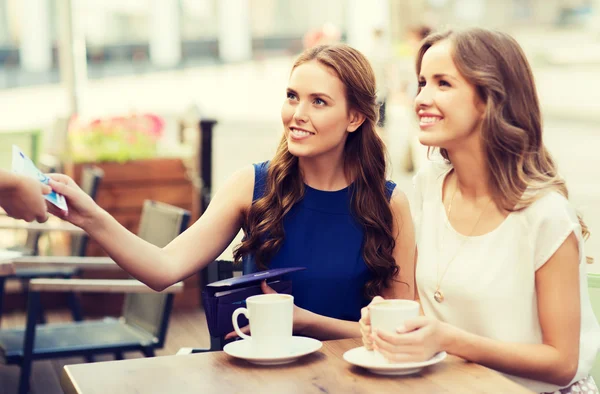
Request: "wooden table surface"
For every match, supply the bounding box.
[61,338,533,394]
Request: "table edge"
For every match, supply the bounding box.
[61,365,82,394]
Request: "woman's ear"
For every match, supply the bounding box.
[476,97,486,119]
[347,110,366,133]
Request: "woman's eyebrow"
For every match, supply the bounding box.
[286,88,335,101]
[310,92,334,100]
[419,73,459,82]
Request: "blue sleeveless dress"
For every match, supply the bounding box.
[248,161,396,322]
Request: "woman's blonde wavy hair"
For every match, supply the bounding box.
[416,28,591,262]
[234,44,399,297]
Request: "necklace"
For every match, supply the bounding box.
[434,176,492,303]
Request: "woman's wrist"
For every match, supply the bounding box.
[440,321,461,354]
[80,206,110,234]
[293,307,314,336]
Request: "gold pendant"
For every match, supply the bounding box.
[434,289,444,303]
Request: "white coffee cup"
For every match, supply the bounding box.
[232,293,294,355]
[370,299,420,363]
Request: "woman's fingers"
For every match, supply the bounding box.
[374,326,424,346]
[360,295,385,328]
[360,306,370,325]
[363,336,374,350]
[372,331,415,352]
[359,318,374,350]
[48,179,84,206]
[396,316,430,333]
[225,324,251,340]
[360,296,387,350]
[35,211,50,223]
[48,179,71,195]
[260,280,277,294]
[46,201,68,219]
[47,173,76,186]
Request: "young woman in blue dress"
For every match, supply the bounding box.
[47,44,417,341]
[359,28,600,393]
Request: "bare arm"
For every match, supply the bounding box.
[442,233,581,386]
[49,166,254,291]
[381,189,416,300]
[375,233,581,387]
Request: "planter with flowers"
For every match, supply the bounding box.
[67,113,164,164]
[65,113,198,252]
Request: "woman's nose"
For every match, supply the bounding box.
[293,103,309,123]
[414,86,433,109]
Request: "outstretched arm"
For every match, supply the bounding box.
[49,166,255,291]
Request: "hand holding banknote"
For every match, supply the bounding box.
[0,169,51,222]
[11,145,68,213]
[46,174,102,229]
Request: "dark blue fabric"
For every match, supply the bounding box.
[248,161,396,322]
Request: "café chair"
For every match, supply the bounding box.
[0,200,190,394]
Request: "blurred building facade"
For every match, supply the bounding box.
[0,0,597,89]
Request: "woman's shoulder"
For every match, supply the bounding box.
[521,190,577,225]
[413,160,452,193]
[385,180,396,201]
[252,161,270,201]
[389,186,411,214]
[253,161,270,179]
[518,191,584,269]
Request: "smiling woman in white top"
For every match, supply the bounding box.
[359,28,600,393]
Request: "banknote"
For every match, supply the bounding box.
[11,145,68,212]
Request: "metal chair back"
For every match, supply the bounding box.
[122,201,190,345]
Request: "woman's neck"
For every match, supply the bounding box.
[298,155,349,191]
[447,146,491,201]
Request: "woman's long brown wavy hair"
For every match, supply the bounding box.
[234,44,399,297]
[416,28,591,262]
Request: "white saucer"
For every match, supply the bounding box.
[343,346,447,376]
[223,336,322,366]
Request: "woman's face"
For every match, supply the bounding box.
[414,40,485,150]
[281,60,362,160]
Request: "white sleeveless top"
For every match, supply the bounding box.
[413,161,600,393]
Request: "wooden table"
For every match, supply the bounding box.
[61,338,533,394]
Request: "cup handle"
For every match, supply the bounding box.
[232,307,251,340]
